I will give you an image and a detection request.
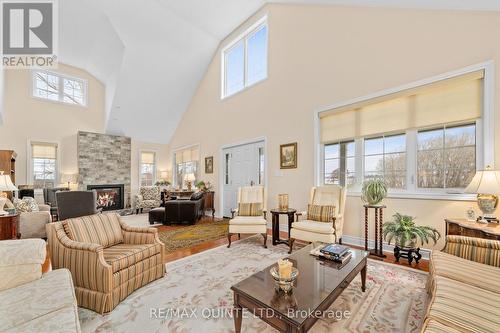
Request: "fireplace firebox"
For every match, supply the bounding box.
[87,184,124,211]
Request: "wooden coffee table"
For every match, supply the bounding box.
[231,244,368,333]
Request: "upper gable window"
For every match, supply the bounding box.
[222,17,268,99]
[32,70,87,106]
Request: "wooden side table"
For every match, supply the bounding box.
[445,218,500,240]
[0,214,20,240]
[270,208,296,246]
[364,204,386,259]
[203,191,215,218]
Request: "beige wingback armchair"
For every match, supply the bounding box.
[289,185,346,253]
[227,186,268,248]
[46,213,165,313]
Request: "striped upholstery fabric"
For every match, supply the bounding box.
[443,235,500,267]
[238,202,263,216]
[307,204,336,222]
[430,251,500,294]
[46,213,165,313]
[63,213,123,247]
[422,319,461,333]
[427,276,500,333]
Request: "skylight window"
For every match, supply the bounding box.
[222,17,268,98]
[32,70,87,106]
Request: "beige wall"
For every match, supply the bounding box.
[0,63,169,196]
[169,4,500,250]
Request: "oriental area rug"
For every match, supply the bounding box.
[79,236,428,333]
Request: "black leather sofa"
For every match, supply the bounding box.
[164,192,205,225]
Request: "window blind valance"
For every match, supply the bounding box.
[140,152,155,164]
[32,143,57,159]
[175,146,199,164]
[320,70,483,143]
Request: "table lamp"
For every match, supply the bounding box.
[61,173,79,189]
[464,166,500,223]
[0,171,18,215]
[184,173,196,191]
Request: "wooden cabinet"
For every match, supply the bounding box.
[445,218,500,241]
[0,214,19,240]
[203,191,215,218]
[0,150,16,200]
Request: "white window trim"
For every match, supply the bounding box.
[31,69,88,107]
[26,139,61,186]
[138,149,158,188]
[314,60,495,201]
[220,15,268,100]
[171,143,201,189]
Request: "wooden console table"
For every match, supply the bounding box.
[445,218,500,240]
[203,191,215,218]
[364,204,386,259]
[0,214,20,240]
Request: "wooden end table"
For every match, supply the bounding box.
[0,214,20,240]
[270,208,296,246]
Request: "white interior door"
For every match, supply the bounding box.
[222,140,265,217]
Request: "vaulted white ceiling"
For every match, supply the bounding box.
[58,0,500,144]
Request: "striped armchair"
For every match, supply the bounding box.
[422,236,500,333]
[46,213,165,313]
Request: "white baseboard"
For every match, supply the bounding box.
[269,223,432,261]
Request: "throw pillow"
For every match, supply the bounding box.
[307,204,335,222]
[13,197,39,213]
[190,191,204,201]
[238,202,263,216]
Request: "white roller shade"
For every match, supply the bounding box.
[140,152,155,164]
[175,146,199,164]
[32,143,57,159]
[320,71,483,143]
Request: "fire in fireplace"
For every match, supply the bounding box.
[87,184,124,211]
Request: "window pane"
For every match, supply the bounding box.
[346,157,355,174]
[384,152,406,171]
[385,134,406,153]
[418,128,443,150]
[446,168,475,189]
[246,25,267,86]
[324,144,339,159]
[445,124,475,148]
[364,137,383,155]
[324,159,340,184]
[225,41,245,96]
[384,171,406,189]
[364,155,383,173]
[345,141,356,157]
[445,146,475,188]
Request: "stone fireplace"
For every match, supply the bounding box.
[78,131,131,208]
[87,184,124,211]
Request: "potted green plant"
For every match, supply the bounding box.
[383,213,441,264]
[361,179,388,205]
[195,180,213,192]
[155,180,171,191]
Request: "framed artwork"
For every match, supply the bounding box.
[205,156,214,174]
[280,143,297,169]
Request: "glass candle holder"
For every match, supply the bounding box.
[278,194,289,211]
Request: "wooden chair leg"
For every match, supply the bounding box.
[338,237,342,245]
[262,233,267,248]
[227,233,232,248]
[288,238,295,254]
[238,233,241,239]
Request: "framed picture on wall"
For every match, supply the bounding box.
[205,156,214,174]
[280,142,297,169]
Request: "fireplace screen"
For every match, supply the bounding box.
[87,184,124,211]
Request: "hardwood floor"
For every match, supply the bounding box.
[42,216,428,273]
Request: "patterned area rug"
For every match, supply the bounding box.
[79,236,428,333]
[158,220,229,253]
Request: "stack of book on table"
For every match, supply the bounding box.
[310,244,352,264]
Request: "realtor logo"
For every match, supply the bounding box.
[1,0,58,68]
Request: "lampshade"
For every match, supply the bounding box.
[184,173,196,182]
[464,168,500,195]
[0,172,18,192]
[61,173,80,184]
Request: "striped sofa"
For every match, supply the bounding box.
[421,235,500,333]
[46,213,165,313]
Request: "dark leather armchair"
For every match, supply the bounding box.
[55,191,98,220]
[164,192,205,225]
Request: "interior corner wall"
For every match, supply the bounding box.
[167,4,500,250]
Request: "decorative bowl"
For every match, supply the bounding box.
[270,266,299,293]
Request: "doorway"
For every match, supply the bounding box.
[221,140,265,217]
